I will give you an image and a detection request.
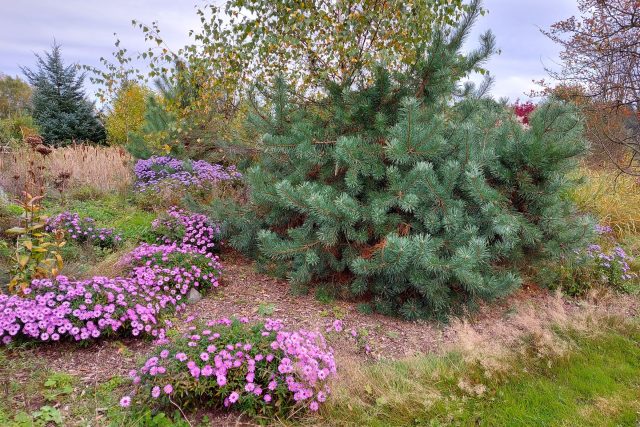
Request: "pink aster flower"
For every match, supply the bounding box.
[151,386,161,398]
[120,396,131,407]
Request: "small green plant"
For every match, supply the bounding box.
[357,303,374,315]
[32,406,63,426]
[332,306,348,320]
[314,285,335,304]
[257,303,276,316]
[5,192,65,294]
[10,405,64,426]
[43,372,75,401]
[133,410,191,427]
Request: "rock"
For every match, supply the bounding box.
[188,288,202,304]
[0,187,8,205]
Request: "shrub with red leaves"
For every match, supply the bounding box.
[513,100,536,125]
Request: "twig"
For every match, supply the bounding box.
[169,396,193,427]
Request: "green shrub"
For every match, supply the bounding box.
[122,318,336,421]
[213,13,593,318]
[0,114,37,148]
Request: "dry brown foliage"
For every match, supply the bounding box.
[447,288,638,372]
[0,144,132,196]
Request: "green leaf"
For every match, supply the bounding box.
[5,227,27,235]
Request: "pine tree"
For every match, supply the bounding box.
[22,43,105,145]
[213,1,593,319]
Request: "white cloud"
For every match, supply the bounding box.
[464,0,579,101]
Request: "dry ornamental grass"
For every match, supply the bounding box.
[0,144,132,196]
[569,166,640,237]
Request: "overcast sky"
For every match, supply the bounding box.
[0,0,578,102]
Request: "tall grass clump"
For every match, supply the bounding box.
[0,145,132,195]
[569,167,640,237]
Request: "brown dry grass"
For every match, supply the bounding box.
[0,144,132,196]
[446,287,638,372]
[569,166,640,237]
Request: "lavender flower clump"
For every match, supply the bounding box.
[122,318,336,417]
[585,244,636,284]
[594,224,613,235]
[0,275,170,344]
[587,224,637,286]
[134,156,241,192]
[1,208,223,346]
[150,207,220,253]
[46,212,122,248]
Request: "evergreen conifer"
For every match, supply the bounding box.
[213,1,593,318]
[22,43,105,145]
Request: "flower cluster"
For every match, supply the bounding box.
[0,248,221,345]
[46,212,122,248]
[122,318,336,418]
[134,156,241,192]
[1,208,223,346]
[558,224,638,295]
[594,224,613,235]
[585,243,636,285]
[150,207,219,253]
[0,275,169,344]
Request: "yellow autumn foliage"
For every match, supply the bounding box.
[105,83,149,145]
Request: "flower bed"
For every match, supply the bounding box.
[122,318,336,418]
[46,211,122,248]
[0,249,221,345]
[134,156,241,192]
[0,208,223,345]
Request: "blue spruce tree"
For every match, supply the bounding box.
[22,43,105,145]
